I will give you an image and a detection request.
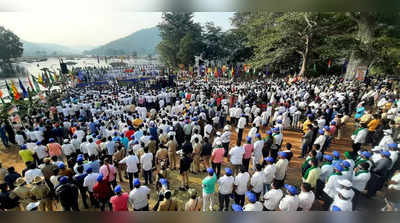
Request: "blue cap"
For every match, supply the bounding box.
[246,191,257,203]
[225,168,232,175]
[58,163,65,169]
[97,135,102,139]
[86,167,93,172]
[130,135,135,139]
[20,144,27,149]
[159,178,168,185]
[324,125,330,131]
[36,141,41,145]
[133,178,140,186]
[266,130,272,135]
[232,204,243,212]
[319,129,324,135]
[362,151,372,158]
[333,151,340,158]
[278,151,287,158]
[114,185,122,193]
[323,155,333,161]
[49,138,55,142]
[241,114,245,117]
[264,157,274,163]
[273,127,279,132]
[307,114,313,118]
[246,136,252,143]
[331,205,341,212]
[381,150,391,157]
[388,143,398,148]
[207,168,214,175]
[77,156,83,162]
[331,121,336,125]
[284,184,298,194]
[333,163,344,172]
[342,160,350,168]
[277,120,282,124]
[255,133,261,138]
[97,174,103,182]
[59,176,68,184]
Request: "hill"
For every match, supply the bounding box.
[22,40,82,57]
[84,27,161,56]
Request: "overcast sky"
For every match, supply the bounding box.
[0,10,233,47]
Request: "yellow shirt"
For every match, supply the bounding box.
[368,119,380,131]
[303,167,321,188]
[19,150,34,163]
[303,119,312,133]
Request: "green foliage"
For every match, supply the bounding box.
[0,26,23,62]
[157,12,203,68]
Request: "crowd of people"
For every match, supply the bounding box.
[0,73,399,212]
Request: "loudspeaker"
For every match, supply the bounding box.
[60,63,68,74]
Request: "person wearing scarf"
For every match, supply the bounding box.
[352,162,371,210]
[354,151,372,170]
[320,163,343,210]
[351,122,368,158]
[302,150,317,177]
[303,158,321,189]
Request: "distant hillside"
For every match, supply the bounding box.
[84,27,161,56]
[22,40,81,57]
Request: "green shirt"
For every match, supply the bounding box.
[19,150,34,163]
[202,174,217,194]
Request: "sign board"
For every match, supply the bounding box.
[355,66,368,81]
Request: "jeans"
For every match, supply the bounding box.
[143,169,152,185]
[212,162,222,178]
[234,192,245,206]
[301,143,309,157]
[218,193,231,211]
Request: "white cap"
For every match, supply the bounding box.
[337,188,353,199]
[26,201,40,211]
[338,179,352,187]
[383,129,393,135]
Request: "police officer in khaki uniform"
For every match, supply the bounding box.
[12,177,32,210]
[31,176,52,211]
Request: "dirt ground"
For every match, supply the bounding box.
[0,121,388,211]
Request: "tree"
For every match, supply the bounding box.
[157,12,203,69]
[202,22,228,63]
[0,26,23,63]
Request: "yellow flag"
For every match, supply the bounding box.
[38,74,43,84]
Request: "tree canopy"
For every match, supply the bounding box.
[0,26,23,62]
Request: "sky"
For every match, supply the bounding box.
[0,10,234,48]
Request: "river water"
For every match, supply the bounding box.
[0,57,160,98]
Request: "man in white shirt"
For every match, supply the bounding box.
[234,167,250,206]
[321,163,343,210]
[221,127,232,157]
[329,188,353,211]
[250,164,265,200]
[298,183,315,211]
[263,157,276,194]
[119,150,140,190]
[61,139,75,160]
[229,142,245,176]
[279,184,300,211]
[243,191,263,211]
[217,168,234,211]
[86,138,99,157]
[25,163,43,184]
[129,179,151,211]
[83,167,100,207]
[34,141,48,164]
[237,114,246,145]
[253,134,264,170]
[140,147,153,185]
[316,155,333,199]
[263,181,284,211]
[352,162,370,210]
[275,152,289,184]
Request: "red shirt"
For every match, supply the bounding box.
[110,193,129,211]
[93,180,112,200]
[243,143,254,159]
[125,130,135,140]
[211,148,225,163]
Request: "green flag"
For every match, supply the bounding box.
[313,64,317,72]
[31,75,41,93]
[49,73,55,83]
[5,80,14,102]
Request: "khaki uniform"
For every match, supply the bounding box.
[12,186,33,210]
[113,149,126,182]
[167,140,177,169]
[156,148,169,170]
[31,184,52,211]
[192,142,202,173]
[157,199,179,211]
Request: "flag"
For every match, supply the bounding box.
[0,89,2,98]
[10,80,20,100]
[328,60,332,69]
[38,73,44,86]
[230,67,234,78]
[343,59,348,73]
[32,75,41,92]
[5,81,13,101]
[49,73,55,83]
[214,67,218,78]
[313,64,317,72]
[27,75,34,90]
[18,79,28,98]
[244,64,247,73]
[222,65,227,74]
